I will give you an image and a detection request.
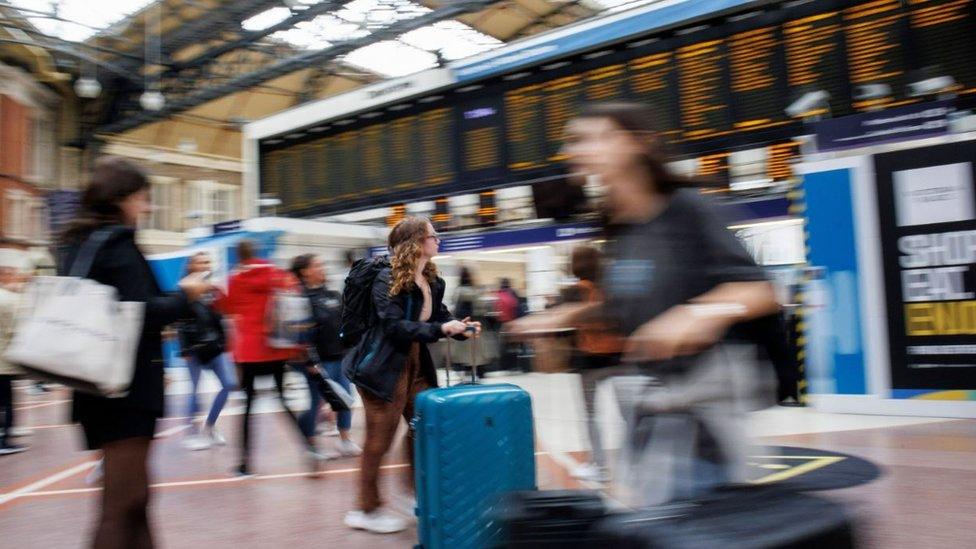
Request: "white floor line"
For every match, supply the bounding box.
[0,461,99,506]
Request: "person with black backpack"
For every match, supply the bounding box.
[290,253,361,457]
[341,217,481,534]
[178,251,238,451]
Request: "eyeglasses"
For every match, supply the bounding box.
[425,234,441,242]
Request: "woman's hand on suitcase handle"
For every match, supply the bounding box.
[461,317,482,338]
[442,319,469,336]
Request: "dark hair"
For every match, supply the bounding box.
[290,253,315,282]
[237,239,256,262]
[571,245,602,283]
[459,266,474,287]
[62,157,151,242]
[183,251,210,277]
[500,278,511,290]
[575,102,695,195]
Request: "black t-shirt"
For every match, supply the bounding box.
[603,189,767,339]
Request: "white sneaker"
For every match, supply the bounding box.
[336,439,362,457]
[206,427,227,446]
[182,434,212,451]
[344,510,407,534]
[8,427,33,438]
[571,462,609,483]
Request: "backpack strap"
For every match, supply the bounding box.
[68,226,126,278]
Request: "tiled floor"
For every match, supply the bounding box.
[1,371,974,548]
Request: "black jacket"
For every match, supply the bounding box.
[60,227,191,417]
[177,297,226,362]
[305,284,344,361]
[343,267,461,401]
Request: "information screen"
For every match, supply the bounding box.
[261,0,976,216]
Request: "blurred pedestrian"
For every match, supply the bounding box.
[60,157,210,548]
[343,217,480,534]
[512,103,779,504]
[178,251,237,451]
[0,251,29,455]
[290,253,360,457]
[222,240,320,476]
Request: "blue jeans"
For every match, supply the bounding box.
[298,359,352,438]
[186,353,238,427]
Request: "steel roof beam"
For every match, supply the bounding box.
[97,0,506,135]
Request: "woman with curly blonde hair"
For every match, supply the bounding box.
[344,216,480,534]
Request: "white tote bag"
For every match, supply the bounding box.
[3,228,145,397]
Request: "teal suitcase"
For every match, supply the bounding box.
[413,381,536,549]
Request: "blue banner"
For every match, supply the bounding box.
[452,0,755,83]
[813,101,954,152]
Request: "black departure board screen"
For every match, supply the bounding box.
[260,0,976,216]
[909,0,976,94]
[388,116,422,189]
[728,27,787,131]
[544,75,583,161]
[677,39,733,140]
[628,51,681,137]
[783,11,849,117]
[844,0,907,110]
[505,84,548,171]
[418,108,455,187]
[460,98,505,183]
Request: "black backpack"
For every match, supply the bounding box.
[339,256,390,348]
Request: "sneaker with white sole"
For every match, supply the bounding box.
[0,442,28,455]
[205,426,227,446]
[182,434,212,451]
[336,439,362,457]
[7,427,33,438]
[389,493,417,522]
[344,510,407,534]
[571,462,609,483]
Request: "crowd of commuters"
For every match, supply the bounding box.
[0,101,796,546]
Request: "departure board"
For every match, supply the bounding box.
[418,108,455,187]
[628,51,680,137]
[728,27,786,131]
[332,131,359,198]
[459,99,505,182]
[388,116,422,188]
[304,140,324,205]
[844,0,907,110]
[783,11,848,117]
[677,39,733,140]
[260,0,976,216]
[358,124,387,194]
[583,64,628,102]
[544,75,583,161]
[909,0,976,94]
[505,84,548,171]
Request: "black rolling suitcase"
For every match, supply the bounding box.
[595,486,856,549]
[495,490,614,548]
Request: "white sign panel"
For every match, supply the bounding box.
[894,162,975,227]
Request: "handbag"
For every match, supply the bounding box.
[3,228,145,397]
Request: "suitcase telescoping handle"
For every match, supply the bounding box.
[444,326,479,386]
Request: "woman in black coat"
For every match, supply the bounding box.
[60,157,209,549]
[343,217,480,535]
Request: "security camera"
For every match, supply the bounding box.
[786,90,830,119]
[908,75,956,97]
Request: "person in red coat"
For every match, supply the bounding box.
[222,239,321,476]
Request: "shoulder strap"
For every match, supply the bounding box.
[68,226,124,278]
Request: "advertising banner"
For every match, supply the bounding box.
[874,141,976,399]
